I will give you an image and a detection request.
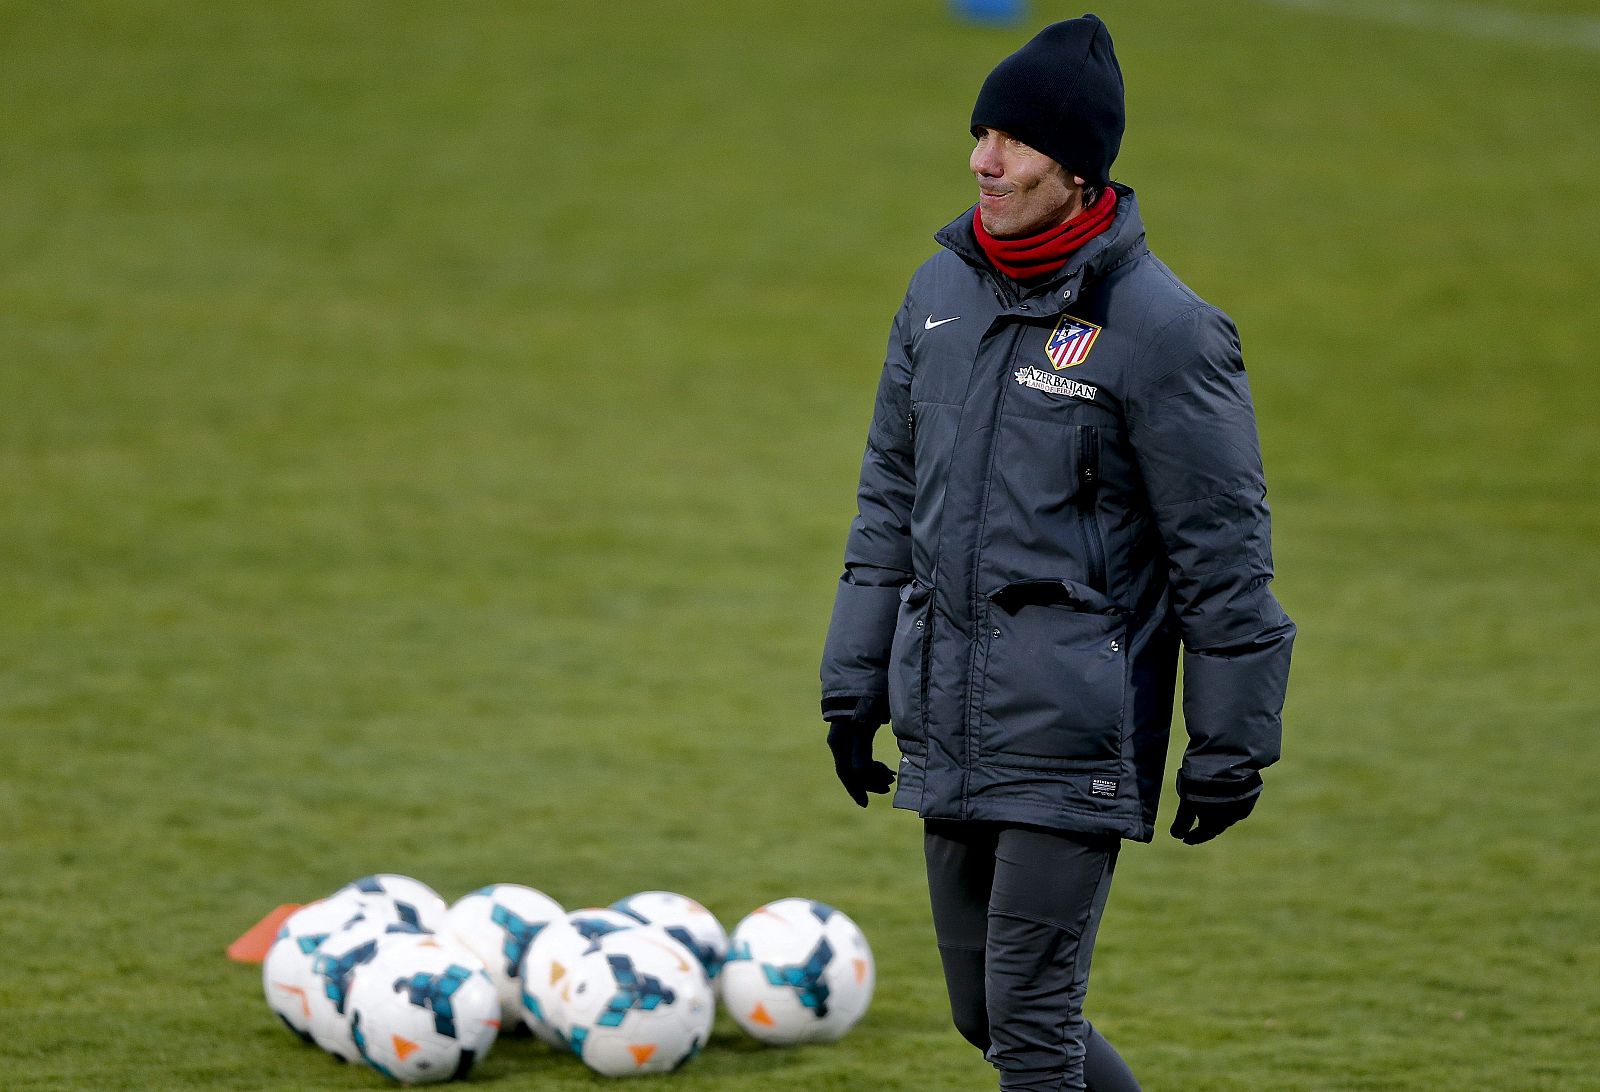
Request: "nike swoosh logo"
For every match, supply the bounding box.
[924,315,960,330]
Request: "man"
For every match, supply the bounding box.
[819,15,1295,1092]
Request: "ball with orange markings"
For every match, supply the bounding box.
[611,890,729,982]
[562,928,714,1077]
[518,907,641,1049]
[344,934,501,1085]
[720,898,875,1045]
[262,896,371,1043]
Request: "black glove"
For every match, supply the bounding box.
[826,721,896,808]
[1169,771,1262,845]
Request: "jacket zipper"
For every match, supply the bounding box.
[959,321,1029,812]
[1076,425,1108,593]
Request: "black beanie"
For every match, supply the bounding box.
[970,14,1125,188]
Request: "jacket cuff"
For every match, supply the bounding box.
[821,694,888,726]
[1176,770,1263,804]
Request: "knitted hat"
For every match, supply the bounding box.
[970,14,1125,187]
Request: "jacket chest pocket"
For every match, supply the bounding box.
[887,581,932,755]
[989,420,1109,592]
[977,579,1128,768]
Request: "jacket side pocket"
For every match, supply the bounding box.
[888,581,933,755]
[979,579,1128,768]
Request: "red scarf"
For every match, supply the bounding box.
[973,187,1118,282]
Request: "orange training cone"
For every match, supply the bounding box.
[226,904,304,964]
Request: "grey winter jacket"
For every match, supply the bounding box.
[820,184,1294,842]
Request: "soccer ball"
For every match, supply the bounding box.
[335,874,450,933]
[720,898,875,1045]
[346,935,500,1085]
[518,907,640,1048]
[263,897,369,1042]
[444,884,564,1029]
[564,928,714,1076]
[611,891,729,981]
[307,916,429,1061]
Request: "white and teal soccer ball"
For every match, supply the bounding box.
[263,897,369,1043]
[564,928,714,1077]
[611,891,728,982]
[306,916,430,1061]
[445,884,565,1029]
[347,935,500,1085]
[518,907,640,1048]
[334,874,449,933]
[720,898,875,1045]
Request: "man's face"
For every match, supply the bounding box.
[970,127,1086,238]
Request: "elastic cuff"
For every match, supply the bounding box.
[821,694,888,725]
[1176,769,1263,804]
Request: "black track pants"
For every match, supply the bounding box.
[924,820,1141,1092]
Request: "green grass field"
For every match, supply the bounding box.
[4,1,1599,1088]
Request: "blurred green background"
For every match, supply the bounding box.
[3,1,1598,1089]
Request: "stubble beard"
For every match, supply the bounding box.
[979,191,1083,239]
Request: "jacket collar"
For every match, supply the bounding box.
[934,181,1148,309]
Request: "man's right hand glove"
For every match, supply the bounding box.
[826,721,896,808]
[1169,771,1262,845]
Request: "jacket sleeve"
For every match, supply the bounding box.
[1126,306,1295,794]
[819,293,917,723]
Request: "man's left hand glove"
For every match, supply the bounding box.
[1169,771,1262,845]
[826,721,896,808]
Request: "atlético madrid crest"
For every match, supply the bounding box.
[1045,314,1102,370]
